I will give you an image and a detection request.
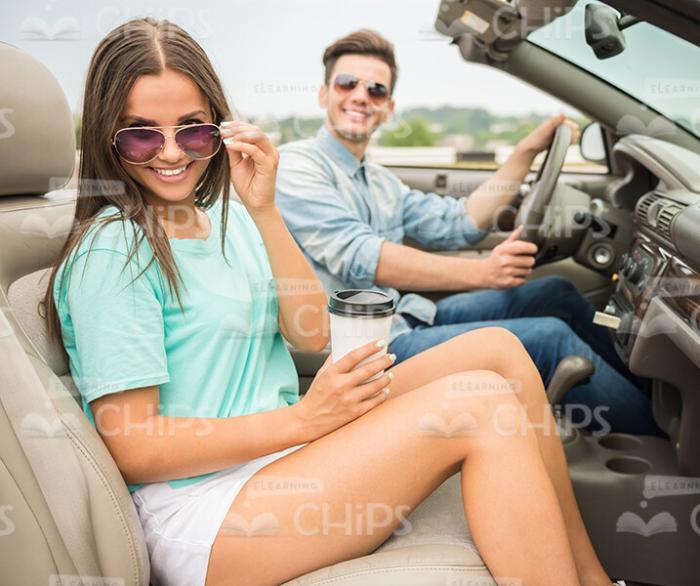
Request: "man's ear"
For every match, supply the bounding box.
[381,98,396,124]
[318,84,329,109]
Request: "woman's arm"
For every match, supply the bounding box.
[220,121,328,351]
[92,342,392,484]
[251,207,329,352]
[91,385,309,484]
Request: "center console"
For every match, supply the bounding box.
[563,232,700,586]
[603,233,673,356]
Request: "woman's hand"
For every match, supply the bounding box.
[220,121,279,213]
[293,340,396,441]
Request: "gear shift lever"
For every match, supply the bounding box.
[546,355,596,404]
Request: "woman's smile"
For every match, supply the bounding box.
[147,161,194,183]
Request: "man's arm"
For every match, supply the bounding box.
[384,113,574,291]
[466,115,580,230]
[376,241,486,291]
[276,147,386,290]
[465,146,535,231]
[376,228,537,291]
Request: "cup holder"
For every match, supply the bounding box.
[598,434,642,451]
[606,456,652,475]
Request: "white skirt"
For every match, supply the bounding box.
[132,443,308,586]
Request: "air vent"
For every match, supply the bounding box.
[636,192,660,225]
[657,204,685,239]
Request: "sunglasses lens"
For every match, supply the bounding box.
[334,74,359,91]
[367,83,388,101]
[177,124,222,159]
[334,74,388,104]
[114,128,164,164]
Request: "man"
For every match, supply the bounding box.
[276,29,658,435]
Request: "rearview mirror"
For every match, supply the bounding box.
[585,4,640,59]
[580,122,606,164]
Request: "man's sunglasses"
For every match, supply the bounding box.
[333,74,390,104]
[112,123,222,165]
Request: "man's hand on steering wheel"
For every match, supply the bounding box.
[480,226,538,289]
[515,114,580,157]
[514,116,580,249]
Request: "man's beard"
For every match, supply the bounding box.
[335,127,371,143]
[329,113,379,143]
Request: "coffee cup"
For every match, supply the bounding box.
[328,289,396,381]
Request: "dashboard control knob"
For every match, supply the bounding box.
[628,262,644,284]
[620,254,633,276]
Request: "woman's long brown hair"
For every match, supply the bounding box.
[42,17,233,351]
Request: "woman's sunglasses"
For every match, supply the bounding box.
[112,123,223,165]
[333,74,390,104]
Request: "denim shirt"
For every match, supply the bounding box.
[276,125,488,341]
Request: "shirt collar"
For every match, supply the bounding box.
[316,124,367,178]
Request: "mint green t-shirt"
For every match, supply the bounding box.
[53,198,300,491]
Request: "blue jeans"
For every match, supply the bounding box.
[389,276,662,436]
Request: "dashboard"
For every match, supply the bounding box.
[602,135,700,357]
[598,134,700,473]
[609,232,699,357]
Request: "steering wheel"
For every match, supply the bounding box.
[515,123,573,247]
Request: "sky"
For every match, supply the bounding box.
[2,0,580,120]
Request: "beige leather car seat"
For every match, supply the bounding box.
[0,41,493,585]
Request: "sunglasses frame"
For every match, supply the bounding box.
[332,74,390,103]
[112,122,223,165]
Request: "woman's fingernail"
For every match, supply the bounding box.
[384,388,391,396]
[220,120,233,127]
[375,339,387,348]
[387,371,394,380]
[388,353,397,363]
[223,137,234,144]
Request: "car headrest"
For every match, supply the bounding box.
[0,42,76,197]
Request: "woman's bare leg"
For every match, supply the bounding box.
[207,370,579,586]
[388,328,610,586]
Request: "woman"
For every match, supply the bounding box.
[43,17,621,586]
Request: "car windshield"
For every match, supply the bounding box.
[528,0,700,139]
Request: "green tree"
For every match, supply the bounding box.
[379,117,437,147]
[276,116,324,145]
